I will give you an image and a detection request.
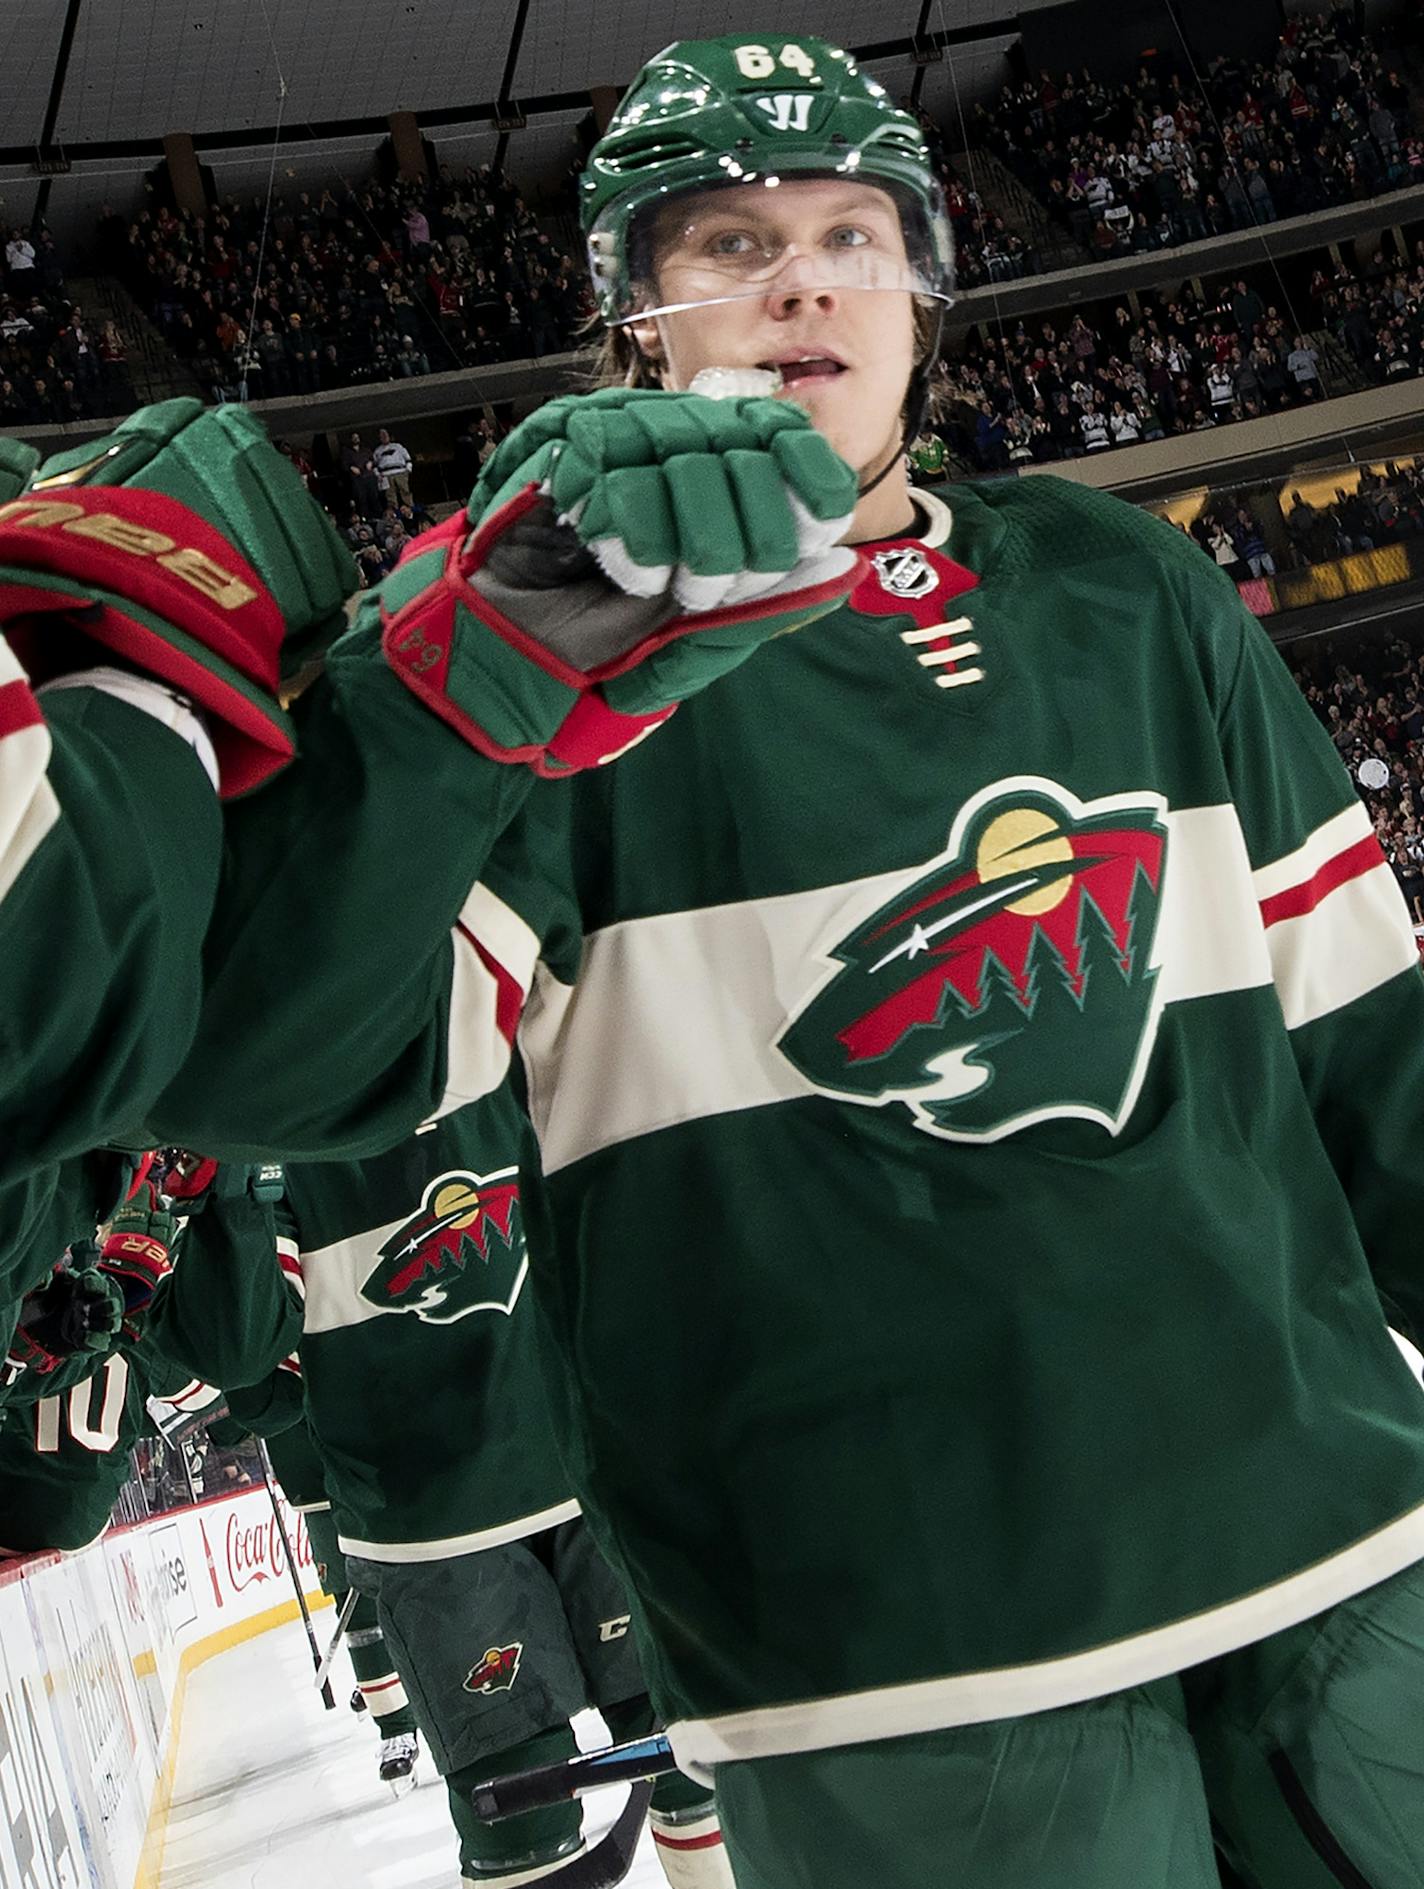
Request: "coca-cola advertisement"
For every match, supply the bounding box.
[197,1493,313,1609]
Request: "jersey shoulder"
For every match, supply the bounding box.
[937,474,1218,588]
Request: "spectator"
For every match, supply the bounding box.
[343,431,384,520]
[1229,505,1277,576]
[108,168,589,403]
[1284,334,1322,400]
[1206,519,1241,572]
[372,428,414,507]
[5,229,35,288]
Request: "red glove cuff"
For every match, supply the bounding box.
[100,1231,172,1285]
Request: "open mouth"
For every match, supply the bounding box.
[760,355,848,386]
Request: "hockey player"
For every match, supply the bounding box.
[0,1158,285,1553]
[3,1149,176,1397]
[0,1340,219,1556]
[1,33,1423,1888]
[183,1107,730,1887]
[0,404,354,1201]
[206,1374,425,1799]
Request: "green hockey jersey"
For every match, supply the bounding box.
[274,1096,578,1561]
[105,475,1424,1769]
[0,1341,215,1554]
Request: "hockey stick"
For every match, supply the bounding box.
[554,1780,653,1889]
[258,1442,336,1710]
[313,1585,359,1694]
[471,1732,676,1819]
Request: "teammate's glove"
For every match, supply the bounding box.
[163,1154,284,1214]
[162,1151,220,1209]
[98,1181,178,1317]
[379,387,864,774]
[0,400,357,796]
[8,1258,126,1375]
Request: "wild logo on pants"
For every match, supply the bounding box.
[464,1642,523,1695]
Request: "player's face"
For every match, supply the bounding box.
[633,179,917,477]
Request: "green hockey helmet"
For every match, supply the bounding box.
[580,35,955,325]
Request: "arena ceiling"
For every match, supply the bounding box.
[0,0,1063,159]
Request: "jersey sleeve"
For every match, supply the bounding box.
[220,1364,306,1441]
[0,646,222,1177]
[1210,578,1424,1349]
[150,619,573,1161]
[143,1170,303,1389]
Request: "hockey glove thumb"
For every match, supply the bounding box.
[380,387,864,774]
[0,400,357,796]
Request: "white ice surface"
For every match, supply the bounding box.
[157,1609,665,1888]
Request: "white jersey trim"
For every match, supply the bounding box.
[523,801,1276,1176]
[459,1846,587,1889]
[338,1496,581,1563]
[427,881,540,1124]
[665,1497,1424,1780]
[908,486,953,548]
[0,640,58,909]
[1251,801,1372,901]
[1265,862,1418,1031]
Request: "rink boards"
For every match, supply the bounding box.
[0,1484,329,1889]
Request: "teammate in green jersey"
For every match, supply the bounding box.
[2,32,1424,1889]
[182,1114,732,1889]
[208,1379,425,1799]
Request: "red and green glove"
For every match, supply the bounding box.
[0,400,356,796]
[378,386,865,774]
[98,1179,178,1317]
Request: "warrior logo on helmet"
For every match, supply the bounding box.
[360,1168,525,1325]
[778,778,1169,1141]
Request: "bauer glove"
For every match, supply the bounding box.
[0,400,356,796]
[98,1180,178,1318]
[379,386,864,774]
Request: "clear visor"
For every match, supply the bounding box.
[591,177,953,325]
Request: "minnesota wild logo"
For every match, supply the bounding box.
[360,1167,525,1324]
[778,778,1169,1141]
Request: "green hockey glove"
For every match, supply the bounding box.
[0,439,39,505]
[0,400,357,796]
[8,1258,126,1375]
[380,387,863,774]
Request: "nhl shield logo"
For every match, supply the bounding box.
[777,777,1169,1142]
[871,546,938,600]
[360,1167,526,1325]
[464,1642,523,1695]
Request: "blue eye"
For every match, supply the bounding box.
[826,226,871,248]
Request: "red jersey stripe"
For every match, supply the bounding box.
[1258,834,1384,929]
[651,1831,724,1852]
[457,920,524,1045]
[0,676,44,738]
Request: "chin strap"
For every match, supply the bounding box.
[856,302,949,502]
